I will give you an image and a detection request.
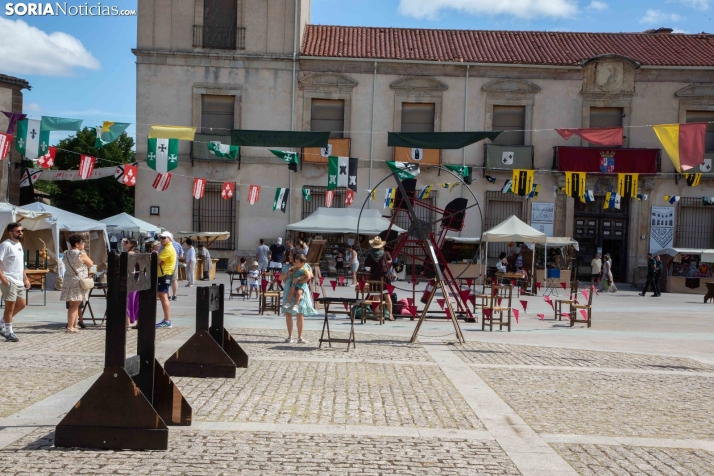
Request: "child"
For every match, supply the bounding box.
[284,254,310,312]
[248,261,260,299]
[335,251,344,284]
[236,257,248,299]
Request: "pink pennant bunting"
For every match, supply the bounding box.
[561,312,571,321]
[408,305,418,317]
[458,289,471,302]
[371,301,380,312]
[319,276,325,285]
[581,290,589,301]
[519,300,528,312]
[483,309,492,319]
[510,279,517,286]
[437,298,445,309]
[407,298,414,306]
[592,285,599,296]
[330,280,337,291]
[469,295,476,305]
[497,297,502,306]
[537,313,545,320]
[339,276,345,286]
[386,283,395,295]
[358,281,367,292]
[261,279,269,292]
[313,292,320,301]
[513,309,519,323]
[276,278,282,287]
[466,279,473,287]
[560,282,567,290]
[536,282,541,290]
[445,308,452,320]
[343,302,349,311]
[580,310,588,321]
[492,288,499,296]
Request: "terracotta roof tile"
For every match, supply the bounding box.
[301,25,714,67]
[0,73,31,89]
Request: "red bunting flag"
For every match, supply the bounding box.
[38,146,56,168]
[193,178,207,199]
[510,279,517,286]
[411,274,418,285]
[581,290,589,301]
[580,310,588,321]
[0,132,12,160]
[409,305,418,317]
[519,300,528,312]
[458,289,471,302]
[312,292,320,301]
[560,282,567,290]
[497,297,502,306]
[561,312,571,320]
[120,164,138,186]
[325,190,334,208]
[339,276,345,286]
[592,285,599,296]
[469,295,476,305]
[555,127,624,147]
[386,283,395,295]
[275,277,282,286]
[319,276,325,285]
[483,309,492,319]
[513,309,519,323]
[79,154,96,179]
[358,280,366,292]
[343,302,349,311]
[261,279,269,292]
[466,279,473,287]
[445,308,452,319]
[248,185,260,204]
[345,189,354,206]
[330,280,337,291]
[537,313,545,320]
[371,301,380,312]
[536,282,541,290]
[492,287,499,296]
[437,298,445,309]
[407,297,414,306]
[152,172,172,191]
[221,182,235,200]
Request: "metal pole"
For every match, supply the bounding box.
[288,0,298,222]
[368,61,377,209]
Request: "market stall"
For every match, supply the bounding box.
[100,213,161,249]
[526,237,579,288]
[173,231,230,281]
[482,216,547,287]
[442,237,486,280]
[653,248,714,294]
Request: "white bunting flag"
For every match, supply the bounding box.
[193,178,206,199]
[79,155,96,179]
[152,172,172,191]
[248,185,260,205]
[0,132,11,160]
[20,168,42,187]
[325,190,334,208]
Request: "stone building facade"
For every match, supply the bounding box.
[134,0,714,282]
[0,74,31,205]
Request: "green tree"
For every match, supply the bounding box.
[33,127,135,220]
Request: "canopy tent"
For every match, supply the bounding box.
[286,208,405,235]
[22,202,110,273]
[482,215,547,290]
[173,231,230,248]
[0,203,60,273]
[100,213,161,236]
[525,237,580,251]
[654,248,714,263]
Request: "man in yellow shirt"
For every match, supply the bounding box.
[156,232,177,328]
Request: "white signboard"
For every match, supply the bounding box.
[531,202,554,237]
[650,206,674,253]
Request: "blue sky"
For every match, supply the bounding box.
[0,0,711,147]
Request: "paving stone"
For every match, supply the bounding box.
[476,368,714,439]
[173,360,483,430]
[1,428,521,475]
[552,444,714,476]
[229,327,433,362]
[452,342,714,372]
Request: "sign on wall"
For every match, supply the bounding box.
[531,202,554,237]
[650,206,674,253]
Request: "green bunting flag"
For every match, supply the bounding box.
[147,138,179,173]
[95,121,130,148]
[386,161,419,180]
[444,164,473,185]
[270,150,299,171]
[16,118,50,160]
[327,156,358,191]
[303,188,311,202]
[40,116,83,132]
[273,187,290,212]
[208,141,239,159]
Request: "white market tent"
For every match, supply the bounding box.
[654,247,714,263]
[22,202,110,272]
[286,208,405,235]
[482,215,547,284]
[0,203,60,272]
[174,231,230,248]
[100,213,161,236]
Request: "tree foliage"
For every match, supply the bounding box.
[33,127,135,220]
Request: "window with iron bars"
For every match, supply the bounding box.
[302,186,346,219]
[485,191,528,258]
[675,197,714,248]
[192,181,237,250]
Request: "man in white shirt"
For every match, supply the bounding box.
[0,223,31,342]
[184,238,196,287]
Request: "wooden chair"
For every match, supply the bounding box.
[568,286,593,327]
[554,279,579,320]
[358,280,386,325]
[471,280,490,312]
[258,272,282,315]
[482,284,512,332]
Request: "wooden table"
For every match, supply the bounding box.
[226,271,248,300]
[316,297,360,351]
[26,269,49,306]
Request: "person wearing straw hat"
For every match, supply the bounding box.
[364,236,395,321]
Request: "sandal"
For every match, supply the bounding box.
[77,320,86,329]
[65,328,80,334]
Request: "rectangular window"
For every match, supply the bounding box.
[675,198,714,248]
[302,186,345,219]
[310,99,345,138]
[589,107,623,128]
[192,181,236,250]
[492,106,525,145]
[686,110,714,153]
[401,103,435,133]
[485,191,527,257]
[201,95,234,135]
[201,0,238,49]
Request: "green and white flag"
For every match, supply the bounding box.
[386,161,420,180]
[444,164,473,185]
[15,119,49,161]
[273,187,290,213]
[95,121,130,148]
[208,141,239,159]
[269,150,299,171]
[40,116,83,132]
[302,188,311,202]
[147,138,178,173]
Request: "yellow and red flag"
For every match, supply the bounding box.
[652,123,706,172]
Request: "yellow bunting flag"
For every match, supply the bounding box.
[371,189,376,201]
[511,169,534,196]
[564,172,586,200]
[617,173,639,198]
[148,125,197,141]
[685,173,701,187]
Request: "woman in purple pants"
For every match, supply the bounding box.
[123,238,140,329]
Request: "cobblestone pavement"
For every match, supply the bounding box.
[476,368,714,439]
[2,428,521,476]
[0,353,100,417]
[173,360,483,430]
[452,342,714,372]
[552,444,714,476]
[230,327,434,362]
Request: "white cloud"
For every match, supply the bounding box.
[679,0,710,10]
[0,18,100,76]
[639,9,683,24]
[397,0,578,20]
[588,1,608,11]
[672,28,690,33]
[24,103,41,113]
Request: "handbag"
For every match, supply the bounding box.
[66,252,94,291]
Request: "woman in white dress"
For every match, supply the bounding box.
[61,234,94,333]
